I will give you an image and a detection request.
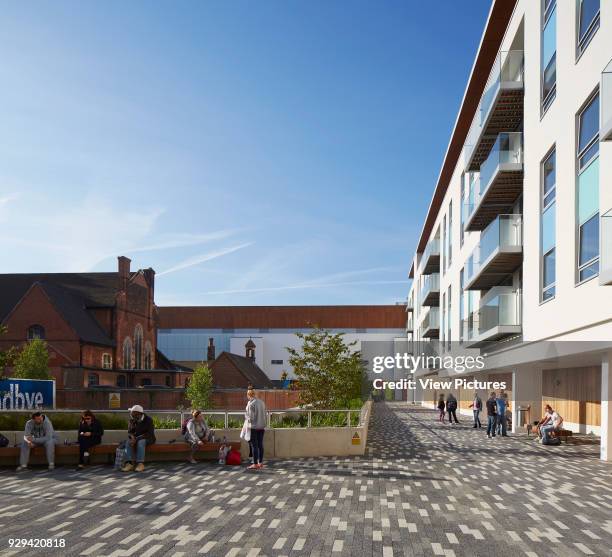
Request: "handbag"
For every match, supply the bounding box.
[240,420,251,442]
[0,433,9,448]
[114,440,127,470]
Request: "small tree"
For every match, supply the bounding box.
[12,338,51,380]
[0,325,18,375]
[286,327,366,409]
[185,362,214,410]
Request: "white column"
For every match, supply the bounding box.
[511,367,542,434]
[601,353,612,462]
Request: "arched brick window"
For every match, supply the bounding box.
[122,337,132,370]
[144,341,153,370]
[134,325,143,369]
[27,324,45,340]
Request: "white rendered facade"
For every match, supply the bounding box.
[406,0,612,460]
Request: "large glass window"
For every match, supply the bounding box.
[448,201,453,268]
[541,148,556,301]
[442,215,447,274]
[459,269,465,344]
[578,0,600,56]
[577,93,600,282]
[541,0,556,112]
[460,175,465,246]
[447,286,451,351]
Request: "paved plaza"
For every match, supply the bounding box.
[0,403,611,557]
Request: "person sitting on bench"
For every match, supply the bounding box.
[77,410,104,469]
[184,410,213,464]
[540,405,563,445]
[121,405,156,472]
[17,411,57,472]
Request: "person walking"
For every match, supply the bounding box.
[469,392,482,428]
[437,394,446,423]
[16,412,57,472]
[121,405,156,472]
[77,410,104,469]
[486,392,498,438]
[245,389,266,470]
[446,393,459,424]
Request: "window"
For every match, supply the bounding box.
[271,359,283,365]
[442,215,446,273]
[102,353,112,369]
[27,325,45,340]
[441,292,445,351]
[116,375,126,388]
[141,378,152,386]
[448,201,453,267]
[541,148,556,301]
[134,325,143,369]
[447,286,451,351]
[578,0,600,56]
[122,337,132,369]
[577,93,600,282]
[88,373,99,386]
[541,0,556,112]
[459,269,465,344]
[460,175,466,246]
[144,341,152,370]
[165,375,171,387]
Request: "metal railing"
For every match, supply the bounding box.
[480,50,524,126]
[0,407,368,429]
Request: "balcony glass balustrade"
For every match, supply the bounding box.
[602,59,612,141]
[479,132,523,197]
[478,287,521,337]
[464,50,524,171]
[420,273,440,306]
[465,215,522,290]
[420,238,440,274]
[601,209,612,285]
[421,307,439,338]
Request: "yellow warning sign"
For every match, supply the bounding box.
[351,432,361,445]
[109,392,121,409]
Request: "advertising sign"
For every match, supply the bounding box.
[0,377,56,410]
[109,392,121,409]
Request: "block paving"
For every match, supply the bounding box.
[0,403,611,556]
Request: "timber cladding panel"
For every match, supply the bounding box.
[542,367,601,427]
[158,305,406,330]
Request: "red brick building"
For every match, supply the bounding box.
[0,256,178,390]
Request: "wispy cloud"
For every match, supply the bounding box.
[125,229,244,254]
[157,243,254,277]
[201,279,408,296]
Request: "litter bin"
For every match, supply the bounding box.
[517,405,530,429]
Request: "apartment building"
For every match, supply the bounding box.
[406,0,612,460]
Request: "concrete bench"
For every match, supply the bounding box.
[0,441,242,466]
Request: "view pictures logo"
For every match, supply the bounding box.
[372,352,486,374]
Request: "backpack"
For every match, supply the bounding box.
[225,449,241,466]
[0,433,9,448]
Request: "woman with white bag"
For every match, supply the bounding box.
[244,388,266,470]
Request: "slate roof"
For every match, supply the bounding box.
[0,272,145,346]
[220,352,274,389]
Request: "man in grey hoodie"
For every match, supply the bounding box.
[17,411,56,471]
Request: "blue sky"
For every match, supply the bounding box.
[0,0,490,306]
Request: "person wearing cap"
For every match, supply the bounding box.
[121,405,156,472]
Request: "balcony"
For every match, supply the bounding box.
[465,50,524,171]
[464,133,523,231]
[421,307,439,339]
[601,209,612,285]
[421,273,440,307]
[465,287,521,348]
[602,59,612,141]
[420,238,440,274]
[465,215,522,290]
[406,312,414,332]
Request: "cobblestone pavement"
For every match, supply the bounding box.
[0,403,611,557]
